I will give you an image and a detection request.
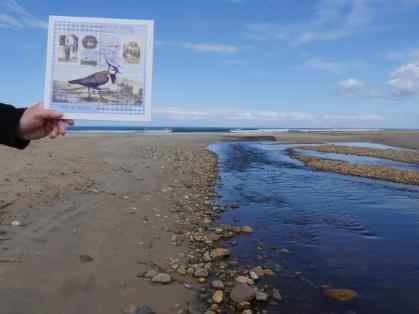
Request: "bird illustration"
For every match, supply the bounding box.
[68,57,121,102]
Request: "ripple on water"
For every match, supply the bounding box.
[209,141,419,314]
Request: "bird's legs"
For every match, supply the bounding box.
[87,86,91,100]
[98,90,104,102]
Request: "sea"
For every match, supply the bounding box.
[69,126,390,133]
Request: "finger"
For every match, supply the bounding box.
[33,102,44,110]
[44,120,53,134]
[48,124,59,138]
[64,119,74,126]
[58,120,66,136]
[34,109,63,121]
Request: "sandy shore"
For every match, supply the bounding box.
[0,130,418,314]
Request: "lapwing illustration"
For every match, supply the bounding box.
[68,57,121,102]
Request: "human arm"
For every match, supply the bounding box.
[0,102,74,149]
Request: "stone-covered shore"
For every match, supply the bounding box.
[288,151,419,186]
[290,144,419,164]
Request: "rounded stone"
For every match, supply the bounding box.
[194,268,209,278]
[241,226,253,234]
[210,248,230,260]
[151,273,172,284]
[256,291,268,301]
[230,284,256,303]
[324,289,358,302]
[235,276,249,284]
[212,290,224,304]
[211,280,225,289]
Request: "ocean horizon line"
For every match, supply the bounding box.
[68,126,418,134]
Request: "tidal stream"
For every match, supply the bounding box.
[209,141,419,314]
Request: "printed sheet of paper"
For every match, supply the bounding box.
[44,16,153,121]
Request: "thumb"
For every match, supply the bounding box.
[33,102,44,110]
[34,109,63,120]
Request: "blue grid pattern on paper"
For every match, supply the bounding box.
[50,20,148,116]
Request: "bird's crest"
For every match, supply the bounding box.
[104,55,121,74]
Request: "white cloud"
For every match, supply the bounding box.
[154,108,316,121]
[387,62,419,96]
[386,48,419,62]
[338,78,365,88]
[0,0,47,30]
[337,78,391,99]
[0,14,22,28]
[182,42,241,53]
[244,0,415,45]
[323,114,385,121]
[305,58,363,74]
[154,107,386,124]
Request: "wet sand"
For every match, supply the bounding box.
[0,130,418,314]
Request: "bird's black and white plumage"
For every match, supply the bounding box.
[68,62,120,101]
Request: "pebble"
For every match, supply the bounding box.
[250,266,265,278]
[151,273,172,284]
[208,233,220,241]
[264,269,274,276]
[212,290,224,304]
[232,227,241,234]
[210,248,230,260]
[230,203,240,208]
[177,265,187,275]
[211,280,224,289]
[235,276,250,284]
[203,251,211,262]
[230,284,256,303]
[242,310,253,314]
[324,289,358,301]
[272,288,282,301]
[236,301,251,310]
[256,291,268,301]
[241,226,253,234]
[194,268,209,278]
[249,271,259,280]
[144,269,158,279]
[10,221,20,227]
[79,254,94,262]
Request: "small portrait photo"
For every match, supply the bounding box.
[57,34,79,62]
[80,50,99,66]
[101,36,122,67]
[82,35,98,49]
[123,40,141,64]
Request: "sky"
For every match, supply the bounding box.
[0,0,419,128]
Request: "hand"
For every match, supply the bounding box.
[16,102,74,141]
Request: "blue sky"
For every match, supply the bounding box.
[1,0,419,128]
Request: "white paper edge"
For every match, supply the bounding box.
[44,16,154,122]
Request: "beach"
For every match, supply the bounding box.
[0,130,418,314]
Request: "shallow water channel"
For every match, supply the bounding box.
[209,141,419,314]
